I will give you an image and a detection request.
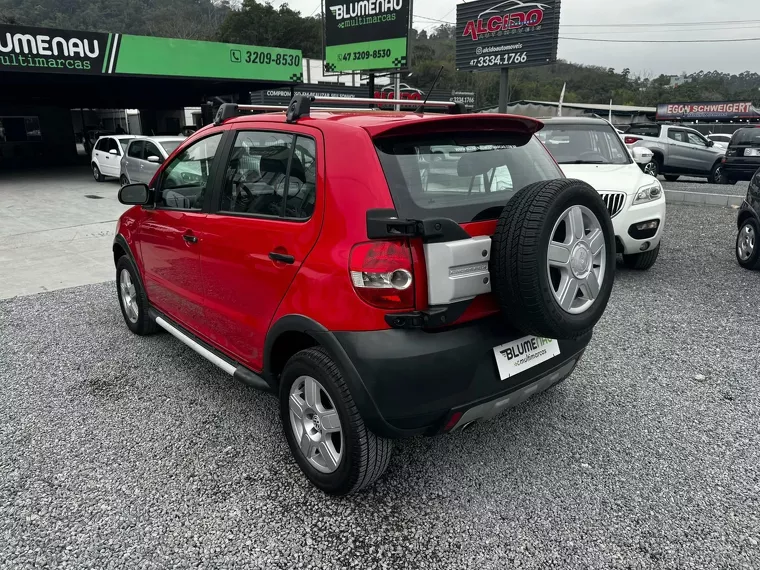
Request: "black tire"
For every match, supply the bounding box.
[664,175,680,182]
[280,347,392,496]
[622,244,661,270]
[120,175,129,187]
[490,179,616,340]
[92,163,104,182]
[115,255,158,335]
[708,162,725,184]
[736,218,760,270]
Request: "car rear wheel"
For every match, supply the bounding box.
[280,347,392,495]
[490,179,616,340]
[120,175,129,187]
[736,219,760,270]
[622,244,661,270]
[708,162,726,184]
[116,255,158,335]
[644,157,660,177]
[92,163,104,182]
[664,175,680,182]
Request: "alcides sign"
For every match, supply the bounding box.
[657,101,760,121]
[456,0,561,73]
[323,0,411,72]
[0,25,304,83]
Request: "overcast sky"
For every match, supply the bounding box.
[283,0,760,76]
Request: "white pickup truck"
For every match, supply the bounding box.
[623,123,728,183]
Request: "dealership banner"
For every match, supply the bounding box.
[456,0,561,73]
[323,0,411,73]
[251,84,476,109]
[0,24,304,82]
[657,101,760,121]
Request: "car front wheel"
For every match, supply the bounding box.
[736,219,760,270]
[92,163,104,182]
[622,244,661,270]
[116,255,158,335]
[280,347,392,495]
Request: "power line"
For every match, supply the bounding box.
[559,36,760,43]
[562,19,760,28]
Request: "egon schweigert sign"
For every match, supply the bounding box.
[456,0,561,73]
[0,24,303,83]
[323,0,411,72]
[657,101,760,121]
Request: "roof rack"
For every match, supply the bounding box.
[214,94,467,126]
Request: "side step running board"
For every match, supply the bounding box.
[155,316,270,392]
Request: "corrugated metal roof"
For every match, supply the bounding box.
[486,100,656,113]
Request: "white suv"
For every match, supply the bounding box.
[540,117,666,270]
[91,135,135,182]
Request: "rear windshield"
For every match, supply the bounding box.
[538,123,631,165]
[627,124,661,137]
[374,133,563,223]
[730,128,760,146]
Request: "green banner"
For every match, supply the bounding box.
[325,38,408,73]
[115,35,303,82]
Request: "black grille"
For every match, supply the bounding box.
[600,192,626,218]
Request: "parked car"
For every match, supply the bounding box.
[722,127,760,184]
[120,136,185,186]
[708,133,733,148]
[737,167,760,269]
[91,135,135,182]
[623,123,726,183]
[541,117,666,270]
[114,98,616,495]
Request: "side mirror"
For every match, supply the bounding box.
[109,149,119,155]
[632,146,653,165]
[147,155,161,163]
[119,183,150,205]
[707,140,715,147]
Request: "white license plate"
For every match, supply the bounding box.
[493,335,561,381]
[745,148,760,157]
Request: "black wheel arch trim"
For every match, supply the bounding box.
[263,314,418,439]
[113,234,147,295]
[738,201,760,229]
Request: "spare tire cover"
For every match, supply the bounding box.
[490,178,616,339]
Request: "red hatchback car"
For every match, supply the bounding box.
[114,96,615,495]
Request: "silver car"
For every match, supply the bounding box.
[120,136,185,186]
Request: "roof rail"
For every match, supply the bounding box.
[213,95,467,126]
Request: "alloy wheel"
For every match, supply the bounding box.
[546,205,607,315]
[643,162,657,176]
[289,375,343,474]
[92,166,100,180]
[738,223,756,262]
[119,269,139,323]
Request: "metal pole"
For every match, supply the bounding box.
[394,72,401,111]
[499,68,509,114]
[368,73,375,107]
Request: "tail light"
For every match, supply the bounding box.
[349,240,415,309]
[624,136,641,145]
[726,148,737,157]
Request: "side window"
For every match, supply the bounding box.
[687,132,707,147]
[144,142,163,163]
[157,133,222,210]
[284,136,318,219]
[220,131,295,216]
[128,140,144,159]
[668,130,685,143]
[95,139,107,152]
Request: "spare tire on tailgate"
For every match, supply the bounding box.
[490,179,615,339]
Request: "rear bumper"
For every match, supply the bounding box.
[723,161,760,181]
[323,318,591,439]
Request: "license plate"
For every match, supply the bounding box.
[745,148,760,157]
[493,335,561,381]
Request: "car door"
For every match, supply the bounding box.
[199,127,322,370]
[100,137,122,177]
[124,140,144,183]
[92,138,107,170]
[137,131,225,334]
[684,130,718,174]
[142,141,164,185]
[666,129,690,171]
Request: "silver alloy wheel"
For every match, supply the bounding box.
[547,205,607,315]
[92,165,100,180]
[738,223,756,261]
[713,165,725,184]
[119,269,139,323]
[643,161,657,176]
[289,375,343,474]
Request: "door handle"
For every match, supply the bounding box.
[269,252,295,264]
[183,233,198,244]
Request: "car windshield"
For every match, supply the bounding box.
[375,133,563,223]
[539,123,631,165]
[160,141,182,155]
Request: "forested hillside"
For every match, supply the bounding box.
[2,0,759,109]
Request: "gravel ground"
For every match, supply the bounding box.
[661,175,750,197]
[2,203,759,569]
